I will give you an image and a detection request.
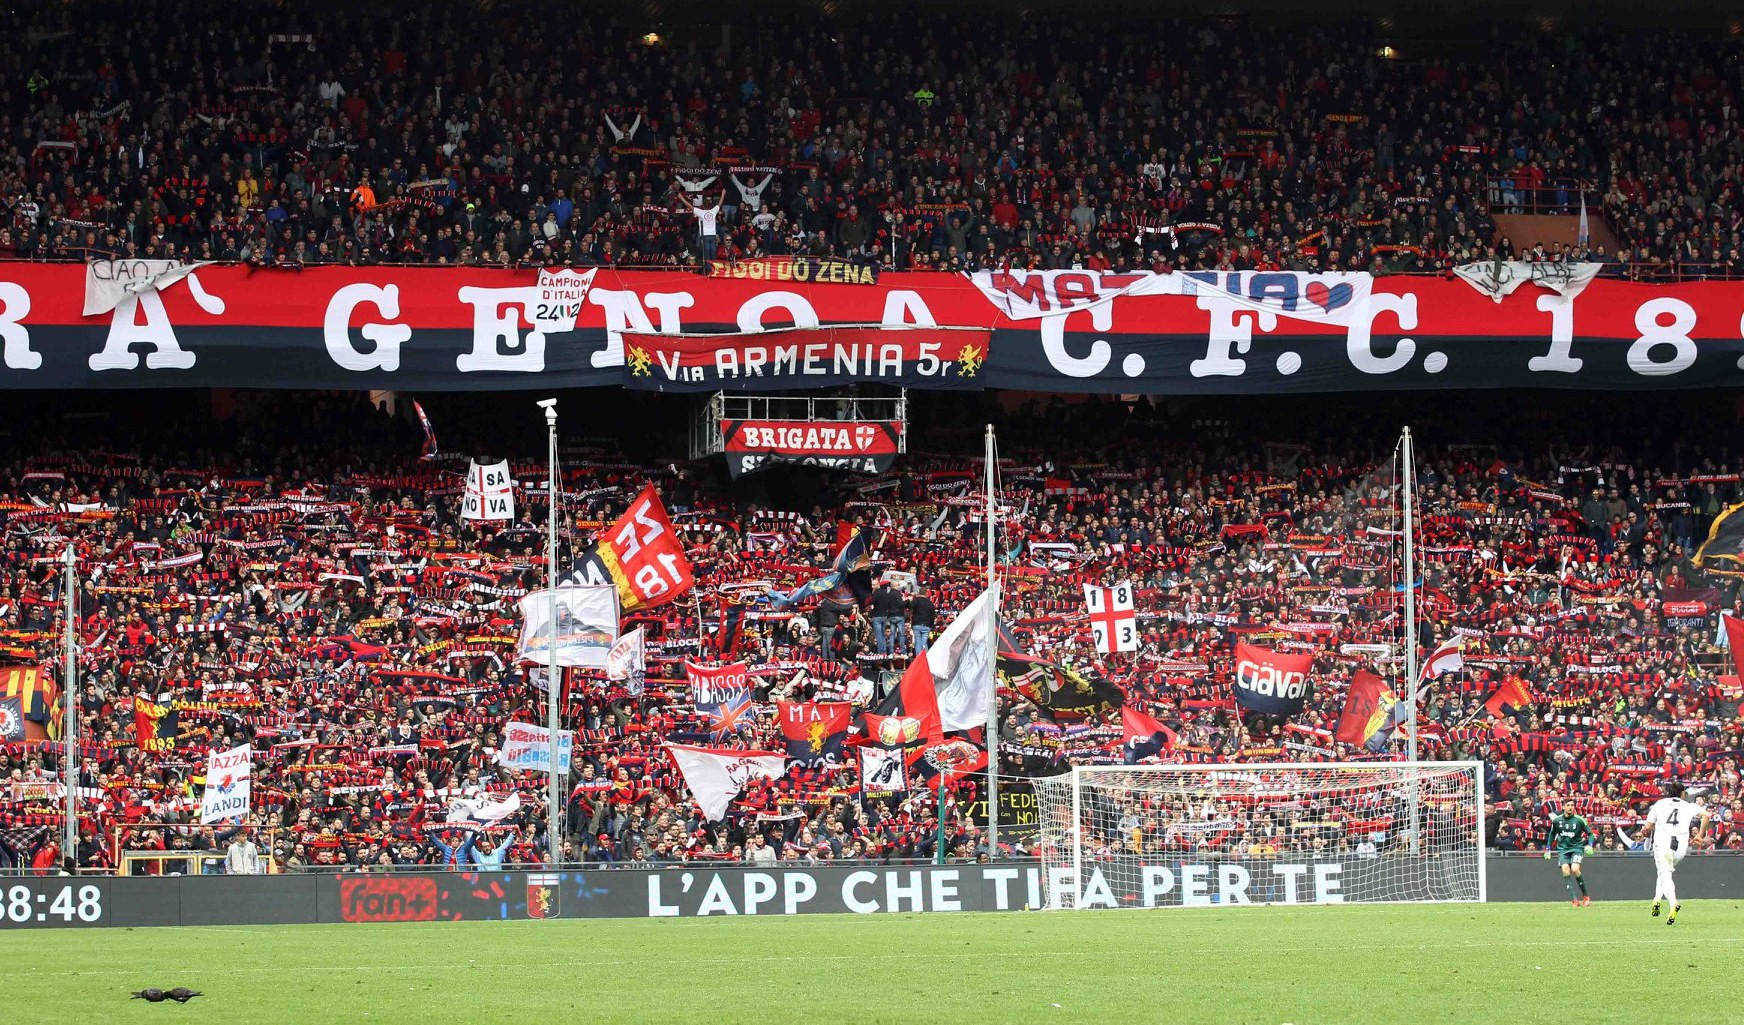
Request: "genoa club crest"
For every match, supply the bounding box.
[526,873,561,919]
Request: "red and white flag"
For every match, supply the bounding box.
[664,742,787,821]
[1419,635,1464,682]
[1084,582,1137,654]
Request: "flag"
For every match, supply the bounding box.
[1121,704,1177,763]
[1724,614,1744,679]
[775,701,850,767]
[132,695,178,751]
[1044,477,1086,498]
[461,459,514,521]
[199,744,252,824]
[687,661,753,740]
[1419,635,1463,682]
[1231,641,1314,715]
[925,584,999,732]
[495,721,575,773]
[998,621,1124,720]
[1,664,55,723]
[1336,670,1402,753]
[1695,503,1744,575]
[1084,582,1138,654]
[664,742,787,821]
[913,739,988,786]
[517,585,618,668]
[858,653,944,752]
[446,791,522,826]
[605,626,646,687]
[1484,675,1534,724]
[412,400,439,460]
[562,484,696,613]
[859,745,908,793]
[0,697,24,741]
[714,597,751,656]
[1577,192,1590,246]
[768,526,877,609]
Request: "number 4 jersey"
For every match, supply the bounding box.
[1645,797,1704,857]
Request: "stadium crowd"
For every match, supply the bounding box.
[1,390,1742,873]
[2,2,1743,278]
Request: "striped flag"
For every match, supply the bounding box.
[0,665,55,723]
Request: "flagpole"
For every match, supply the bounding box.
[984,423,999,857]
[61,543,78,871]
[1402,426,1420,855]
[539,398,562,867]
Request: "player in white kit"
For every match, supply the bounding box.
[1633,782,1710,925]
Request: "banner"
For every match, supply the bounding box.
[516,586,619,668]
[1450,261,1601,305]
[496,721,574,774]
[774,701,851,767]
[1231,641,1314,715]
[720,419,901,478]
[623,326,988,392]
[0,264,1737,394]
[461,459,514,521]
[663,742,787,821]
[707,257,879,286]
[1084,582,1138,654]
[561,484,695,613]
[605,626,646,687]
[199,744,252,824]
[685,660,750,705]
[859,746,908,793]
[82,259,213,316]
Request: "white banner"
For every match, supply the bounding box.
[1450,261,1602,305]
[83,259,214,316]
[859,745,908,793]
[199,744,252,824]
[966,269,1375,327]
[518,586,618,667]
[445,790,522,825]
[496,721,574,774]
[461,459,514,521]
[606,626,646,684]
[664,742,787,820]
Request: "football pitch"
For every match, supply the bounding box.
[8,901,1743,1024]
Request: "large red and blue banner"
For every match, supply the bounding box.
[1,263,1742,392]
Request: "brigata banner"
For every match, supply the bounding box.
[2,264,1744,393]
[721,419,902,478]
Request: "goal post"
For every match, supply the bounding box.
[1033,761,1485,909]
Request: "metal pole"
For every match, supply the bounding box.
[61,544,77,871]
[1402,426,1420,855]
[983,423,999,858]
[540,398,562,866]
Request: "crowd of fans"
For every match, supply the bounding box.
[3,2,1742,278]
[1,389,1742,873]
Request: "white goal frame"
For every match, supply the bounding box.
[1047,760,1486,909]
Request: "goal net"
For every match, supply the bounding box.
[1032,761,1483,909]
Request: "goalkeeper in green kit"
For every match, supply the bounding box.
[1544,798,1597,906]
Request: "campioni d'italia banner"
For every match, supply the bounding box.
[2,264,1742,393]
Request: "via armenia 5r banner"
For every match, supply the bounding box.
[0,263,1742,392]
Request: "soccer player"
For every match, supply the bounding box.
[1544,798,1597,906]
[1635,782,1710,925]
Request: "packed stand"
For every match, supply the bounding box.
[2,2,1741,278]
[1,391,1742,872]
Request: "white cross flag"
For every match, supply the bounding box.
[461,459,515,521]
[1084,582,1138,654]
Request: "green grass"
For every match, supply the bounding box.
[8,902,1744,1024]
